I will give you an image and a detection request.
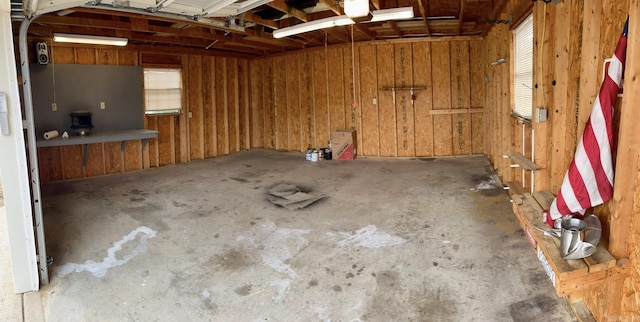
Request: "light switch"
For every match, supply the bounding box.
[100,101,106,110]
[373,98,377,105]
[52,103,57,111]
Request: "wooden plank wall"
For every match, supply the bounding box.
[37,45,251,182]
[484,0,637,319]
[249,39,485,157]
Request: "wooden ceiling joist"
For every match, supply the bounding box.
[267,0,310,22]
[416,0,431,37]
[457,0,465,36]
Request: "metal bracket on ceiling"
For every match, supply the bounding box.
[225,15,236,27]
[484,13,512,25]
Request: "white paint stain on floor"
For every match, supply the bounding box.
[56,226,157,278]
[268,279,291,303]
[332,225,406,249]
[473,175,500,190]
[237,221,311,279]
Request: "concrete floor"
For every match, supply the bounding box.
[27,150,577,321]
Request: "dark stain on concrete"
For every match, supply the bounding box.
[234,285,252,296]
[201,298,218,313]
[419,158,436,162]
[214,233,220,239]
[130,189,143,195]
[345,272,354,279]
[412,286,458,322]
[230,177,249,183]
[172,201,189,208]
[212,248,255,271]
[433,262,438,266]
[130,197,145,202]
[479,188,505,197]
[509,294,564,322]
[333,285,342,292]
[308,279,318,287]
[452,244,460,251]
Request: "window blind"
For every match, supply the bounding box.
[143,68,182,115]
[513,14,533,120]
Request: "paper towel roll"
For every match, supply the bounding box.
[44,130,59,140]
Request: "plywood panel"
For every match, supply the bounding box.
[433,115,453,156]
[263,59,276,149]
[118,50,139,66]
[75,48,96,64]
[227,57,240,154]
[312,52,329,148]
[215,57,229,154]
[327,48,345,132]
[96,49,118,65]
[84,143,105,177]
[412,42,434,157]
[146,116,159,168]
[394,43,415,157]
[103,142,123,175]
[37,147,62,182]
[157,115,175,166]
[359,45,379,156]
[188,55,205,160]
[51,46,75,64]
[299,53,315,150]
[469,40,484,155]
[60,145,84,179]
[238,59,250,151]
[451,41,472,156]
[123,140,142,172]
[274,56,288,150]
[343,46,362,150]
[203,56,217,157]
[249,60,264,148]
[286,55,302,151]
[376,44,396,157]
[431,42,452,110]
[431,41,453,156]
[469,40,484,109]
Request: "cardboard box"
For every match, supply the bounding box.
[330,130,357,160]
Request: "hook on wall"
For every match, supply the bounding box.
[531,0,562,3]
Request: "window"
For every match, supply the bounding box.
[512,14,533,120]
[143,68,182,115]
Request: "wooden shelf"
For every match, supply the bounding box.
[507,152,542,171]
[36,129,158,148]
[511,190,631,296]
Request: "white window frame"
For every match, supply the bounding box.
[512,14,534,121]
[143,67,183,116]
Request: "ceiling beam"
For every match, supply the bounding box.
[371,0,381,10]
[243,11,279,30]
[416,0,431,37]
[457,0,465,36]
[267,0,309,22]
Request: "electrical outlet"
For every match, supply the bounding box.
[188,111,193,118]
[100,102,106,110]
[536,107,548,122]
[373,98,377,105]
[51,103,57,111]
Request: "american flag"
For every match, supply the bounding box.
[544,17,629,227]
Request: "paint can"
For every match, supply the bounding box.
[318,148,324,161]
[324,148,332,160]
[311,151,318,162]
[306,150,312,161]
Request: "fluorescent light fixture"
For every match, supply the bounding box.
[203,0,240,15]
[53,33,128,46]
[344,0,369,18]
[370,7,414,22]
[273,15,355,38]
